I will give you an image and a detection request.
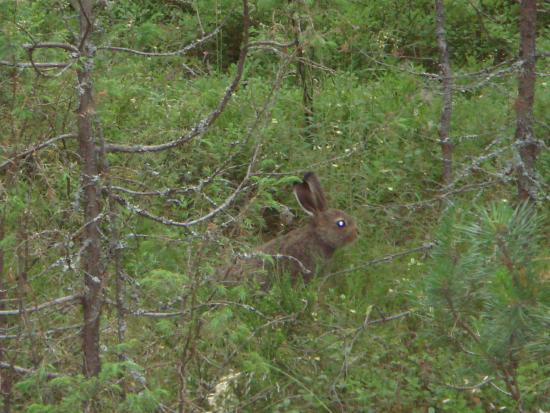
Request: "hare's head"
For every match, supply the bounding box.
[294,172,358,249]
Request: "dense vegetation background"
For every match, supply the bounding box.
[1,0,549,412]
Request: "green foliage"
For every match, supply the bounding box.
[1,0,550,411]
[140,269,188,298]
[119,388,170,413]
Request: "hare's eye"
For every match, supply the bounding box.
[336,219,346,228]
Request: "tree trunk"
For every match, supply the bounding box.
[74,0,103,378]
[289,2,314,140]
[296,38,314,137]
[515,0,537,202]
[0,212,12,413]
[435,0,453,186]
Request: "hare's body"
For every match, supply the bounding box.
[222,172,357,285]
[260,223,333,282]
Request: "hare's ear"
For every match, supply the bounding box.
[293,172,328,215]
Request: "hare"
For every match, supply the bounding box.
[223,172,358,284]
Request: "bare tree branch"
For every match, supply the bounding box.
[237,252,312,275]
[23,42,79,54]
[0,324,82,341]
[110,143,261,228]
[360,50,439,79]
[249,39,298,49]
[22,42,79,77]
[0,294,81,317]
[97,25,221,57]
[365,310,412,326]
[105,48,291,232]
[327,243,434,277]
[250,44,337,75]
[360,49,533,90]
[107,46,289,233]
[0,133,78,173]
[127,301,264,318]
[103,0,250,154]
[445,375,494,391]
[454,60,523,92]
[0,362,63,379]
[0,60,70,69]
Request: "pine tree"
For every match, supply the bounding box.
[422,203,550,411]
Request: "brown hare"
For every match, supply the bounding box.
[223,172,358,285]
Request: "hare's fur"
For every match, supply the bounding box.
[224,172,358,285]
